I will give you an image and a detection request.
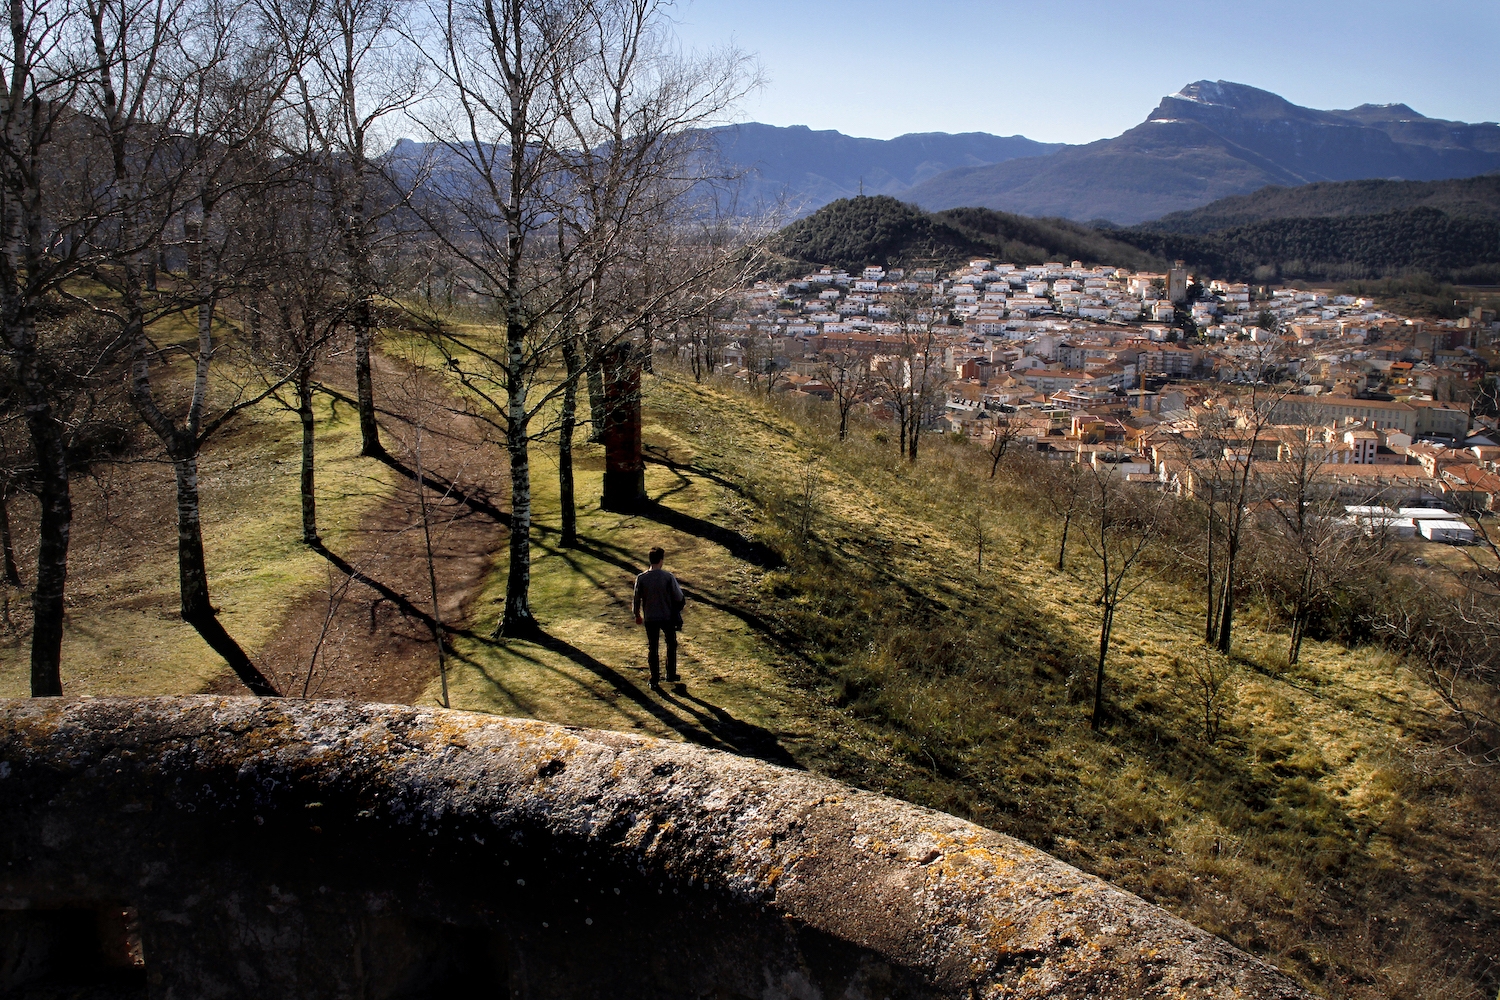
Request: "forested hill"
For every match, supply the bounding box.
[770,193,1500,285]
[933,207,1168,271]
[771,196,1169,274]
[1139,174,1500,235]
[1112,205,1500,284]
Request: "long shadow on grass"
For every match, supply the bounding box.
[656,684,803,769]
[310,540,435,628]
[508,627,801,760]
[643,451,750,501]
[309,539,491,648]
[560,535,806,665]
[633,499,782,569]
[372,451,511,526]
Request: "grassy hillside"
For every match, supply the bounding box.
[770,195,1170,275]
[1142,175,1500,235]
[4,337,1496,1000]
[0,394,393,697]
[424,369,1497,1000]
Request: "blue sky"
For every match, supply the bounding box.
[672,0,1500,144]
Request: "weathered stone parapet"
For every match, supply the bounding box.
[0,697,1310,999]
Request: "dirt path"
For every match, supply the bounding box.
[210,352,511,702]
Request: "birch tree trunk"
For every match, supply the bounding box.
[124,202,281,697]
[1217,531,1239,654]
[1204,501,1217,643]
[559,330,580,549]
[346,153,382,457]
[298,367,319,544]
[171,451,278,695]
[3,200,70,697]
[584,328,607,442]
[1091,604,1114,732]
[500,342,535,635]
[22,364,70,697]
[0,18,73,695]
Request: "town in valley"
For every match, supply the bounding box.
[681,256,1500,539]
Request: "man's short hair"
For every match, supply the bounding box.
[648,546,665,565]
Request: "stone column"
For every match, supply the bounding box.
[600,344,646,512]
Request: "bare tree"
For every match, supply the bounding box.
[762,357,787,395]
[793,454,819,544]
[1376,574,1500,769]
[80,0,296,695]
[1044,459,1086,571]
[1080,463,1167,731]
[883,292,945,463]
[962,482,992,577]
[985,413,1019,479]
[0,0,115,694]
[556,307,583,548]
[1185,406,1237,646]
[265,0,422,458]
[1191,355,1292,653]
[1173,647,1237,745]
[258,180,352,545]
[407,0,755,636]
[817,348,865,442]
[410,404,450,708]
[1255,429,1385,664]
[680,296,729,383]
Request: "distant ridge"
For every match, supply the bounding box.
[1100,172,1500,283]
[1109,213,1500,286]
[707,123,1062,217]
[1138,174,1500,234]
[902,81,1500,224]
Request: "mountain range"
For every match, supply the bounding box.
[717,81,1500,225]
[704,123,1061,215]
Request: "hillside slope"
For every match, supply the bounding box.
[4,341,1497,1000]
[427,372,1498,1000]
[1114,205,1500,283]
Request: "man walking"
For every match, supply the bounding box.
[633,546,685,688]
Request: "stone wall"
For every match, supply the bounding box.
[0,697,1311,999]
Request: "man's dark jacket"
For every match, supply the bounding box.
[633,567,684,624]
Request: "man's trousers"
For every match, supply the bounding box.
[645,622,678,684]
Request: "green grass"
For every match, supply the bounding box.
[0,393,393,696]
[422,409,820,763]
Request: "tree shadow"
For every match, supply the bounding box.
[307,539,490,649]
[307,543,799,764]
[643,449,750,500]
[371,451,511,526]
[558,535,804,663]
[503,628,739,755]
[310,540,435,628]
[633,499,781,568]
